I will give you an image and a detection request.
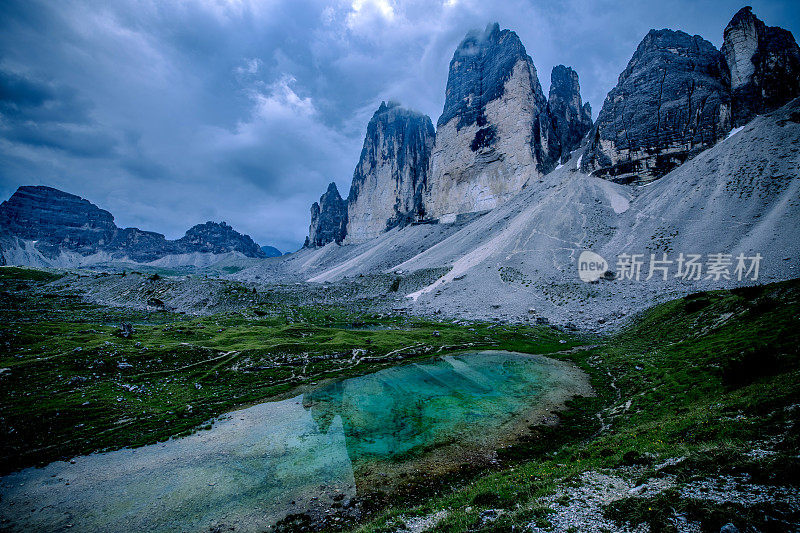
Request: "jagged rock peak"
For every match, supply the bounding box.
[345,101,435,243]
[306,182,347,247]
[0,185,267,260]
[580,28,731,184]
[177,221,265,258]
[0,186,117,255]
[425,23,558,220]
[722,6,800,126]
[548,65,593,162]
[373,100,402,116]
[366,100,432,126]
[438,23,538,129]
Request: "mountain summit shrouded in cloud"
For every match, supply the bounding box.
[1,1,798,251]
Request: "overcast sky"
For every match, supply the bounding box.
[1,0,797,251]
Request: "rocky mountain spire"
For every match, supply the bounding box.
[345,102,435,243]
[303,9,800,244]
[580,29,732,184]
[548,65,593,162]
[305,182,347,247]
[424,23,559,221]
[722,6,800,127]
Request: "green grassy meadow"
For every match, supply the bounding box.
[1,266,798,532]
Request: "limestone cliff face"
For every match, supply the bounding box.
[304,26,594,237]
[580,29,732,184]
[548,65,593,162]
[424,23,558,221]
[306,182,347,247]
[722,6,800,127]
[345,102,435,243]
[302,9,800,242]
[0,186,117,257]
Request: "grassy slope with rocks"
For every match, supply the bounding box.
[352,281,800,533]
[0,267,580,475]
[42,267,450,317]
[1,267,799,531]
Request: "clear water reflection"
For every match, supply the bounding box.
[0,351,589,532]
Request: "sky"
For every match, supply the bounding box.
[1,1,798,252]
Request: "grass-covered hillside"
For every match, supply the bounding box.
[1,266,798,531]
[354,281,800,532]
[0,267,580,475]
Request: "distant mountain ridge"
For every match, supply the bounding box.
[0,185,266,264]
[260,245,282,258]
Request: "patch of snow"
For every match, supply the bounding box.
[555,163,564,170]
[576,154,583,170]
[725,125,745,140]
[598,180,631,214]
[609,194,629,214]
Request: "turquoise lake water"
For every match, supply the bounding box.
[0,350,589,532]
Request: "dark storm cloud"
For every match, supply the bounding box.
[0,71,59,115]
[0,69,110,155]
[0,0,797,252]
